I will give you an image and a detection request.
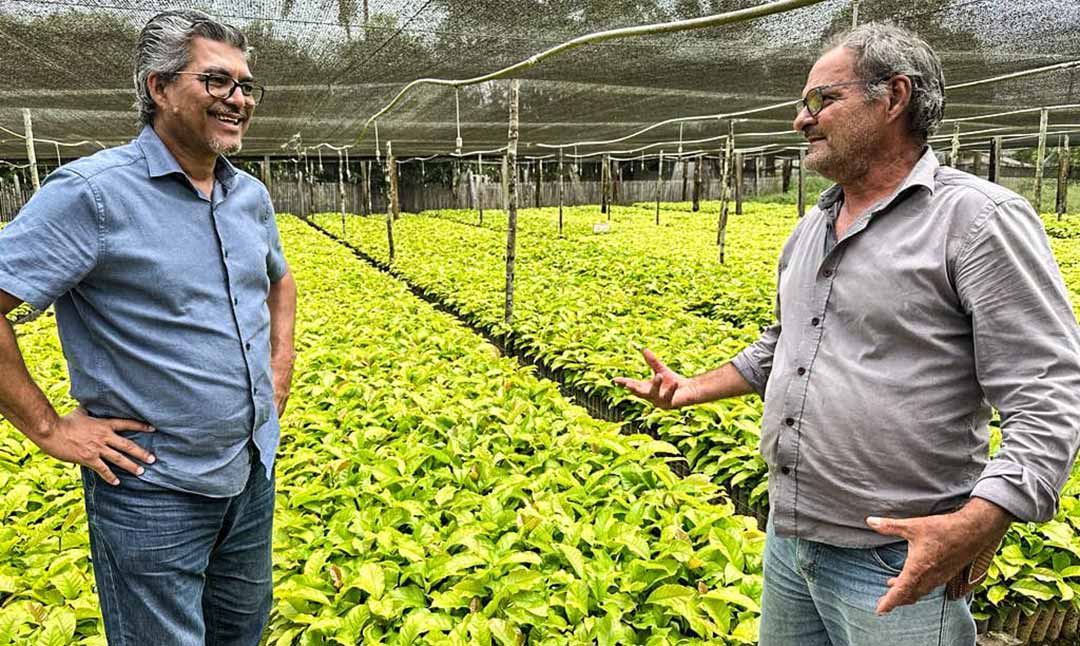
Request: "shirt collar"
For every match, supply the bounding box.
[137,125,239,192]
[816,145,939,214]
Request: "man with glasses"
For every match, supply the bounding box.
[617,22,1080,645]
[0,9,295,645]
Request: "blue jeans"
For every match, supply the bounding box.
[760,520,976,646]
[81,458,274,646]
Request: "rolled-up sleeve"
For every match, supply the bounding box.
[0,169,101,310]
[958,198,1080,522]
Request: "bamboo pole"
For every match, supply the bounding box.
[501,154,509,210]
[989,137,1001,183]
[735,151,744,215]
[681,157,689,202]
[504,79,521,327]
[261,154,272,191]
[600,154,610,216]
[22,109,40,192]
[384,141,396,261]
[782,158,792,192]
[797,149,806,217]
[1058,135,1071,218]
[655,150,663,225]
[1034,107,1049,212]
[389,152,400,219]
[297,159,307,218]
[692,153,703,212]
[338,149,346,236]
[718,127,735,261]
[535,159,542,208]
[558,148,564,235]
[477,153,485,225]
[754,155,763,196]
[361,160,371,215]
[950,123,961,167]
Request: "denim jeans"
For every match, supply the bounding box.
[760,519,976,646]
[81,458,274,646]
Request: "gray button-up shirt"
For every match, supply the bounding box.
[732,147,1080,547]
[0,126,287,497]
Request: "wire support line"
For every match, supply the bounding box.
[941,103,1080,125]
[947,59,1080,90]
[0,125,107,150]
[529,59,1080,153]
[353,0,829,144]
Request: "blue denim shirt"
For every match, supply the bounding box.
[0,126,287,497]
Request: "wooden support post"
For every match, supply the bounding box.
[384,141,396,261]
[797,149,807,218]
[22,109,40,192]
[755,155,763,197]
[296,159,307,219]
[338,149,346,236]
[1057,135,1071,218]
[782,158,793,193]
[972,150,981,177]
[735,151,744,215]
[558,149,564,235]
[389,154,400,219]
[692,154,703,212]
[1034,108,1049,213]
[535,159,542,209]
[655,151,664,226]
[477,153,485,225]
[360,160,371,215]
[261,154,272,191]
[681,157,689,202]
[989,137,1001,184]
[504,79,520,327]
[718,127,735,261]
[950,123,961,167]
[452,161,460,209]
[600,155,609,216]
[501,154,509,211]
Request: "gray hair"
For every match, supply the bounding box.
[133,10,249,127]
[824,23,946,142]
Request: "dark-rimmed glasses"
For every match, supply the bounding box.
[795,77,881,118]
[174,71,265,105]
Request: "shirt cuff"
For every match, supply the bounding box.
[731,350,767,397]
[970,459,1060,523]
[0,272,53,312]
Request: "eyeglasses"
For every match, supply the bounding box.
[174,71,265,105]
[794,78,882,118]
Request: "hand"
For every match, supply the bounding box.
[867,498,1012,615]
[271,355,295,416]
[613,348,700,410]
[33,407,156,486]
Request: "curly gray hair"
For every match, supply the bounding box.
[824,23,946,142]
[133,10,249,127]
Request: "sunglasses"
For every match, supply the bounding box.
[795,76,891,118]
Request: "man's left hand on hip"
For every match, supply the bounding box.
[867,497,1013,615]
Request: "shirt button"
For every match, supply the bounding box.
[781,466,791,475]
[785,417,795,426]
[253,387,259,395]
[823,269,833,277]
[224,250,229,259]
[811,317,820,326]
[245,342,252,350]
[234,297,239,305]
[797,367,806,376]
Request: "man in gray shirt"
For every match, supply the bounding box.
[616,23,1080,645]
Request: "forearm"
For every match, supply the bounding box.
[0,317,59,442]
[267,269,297,364]
[684,362,756,405]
